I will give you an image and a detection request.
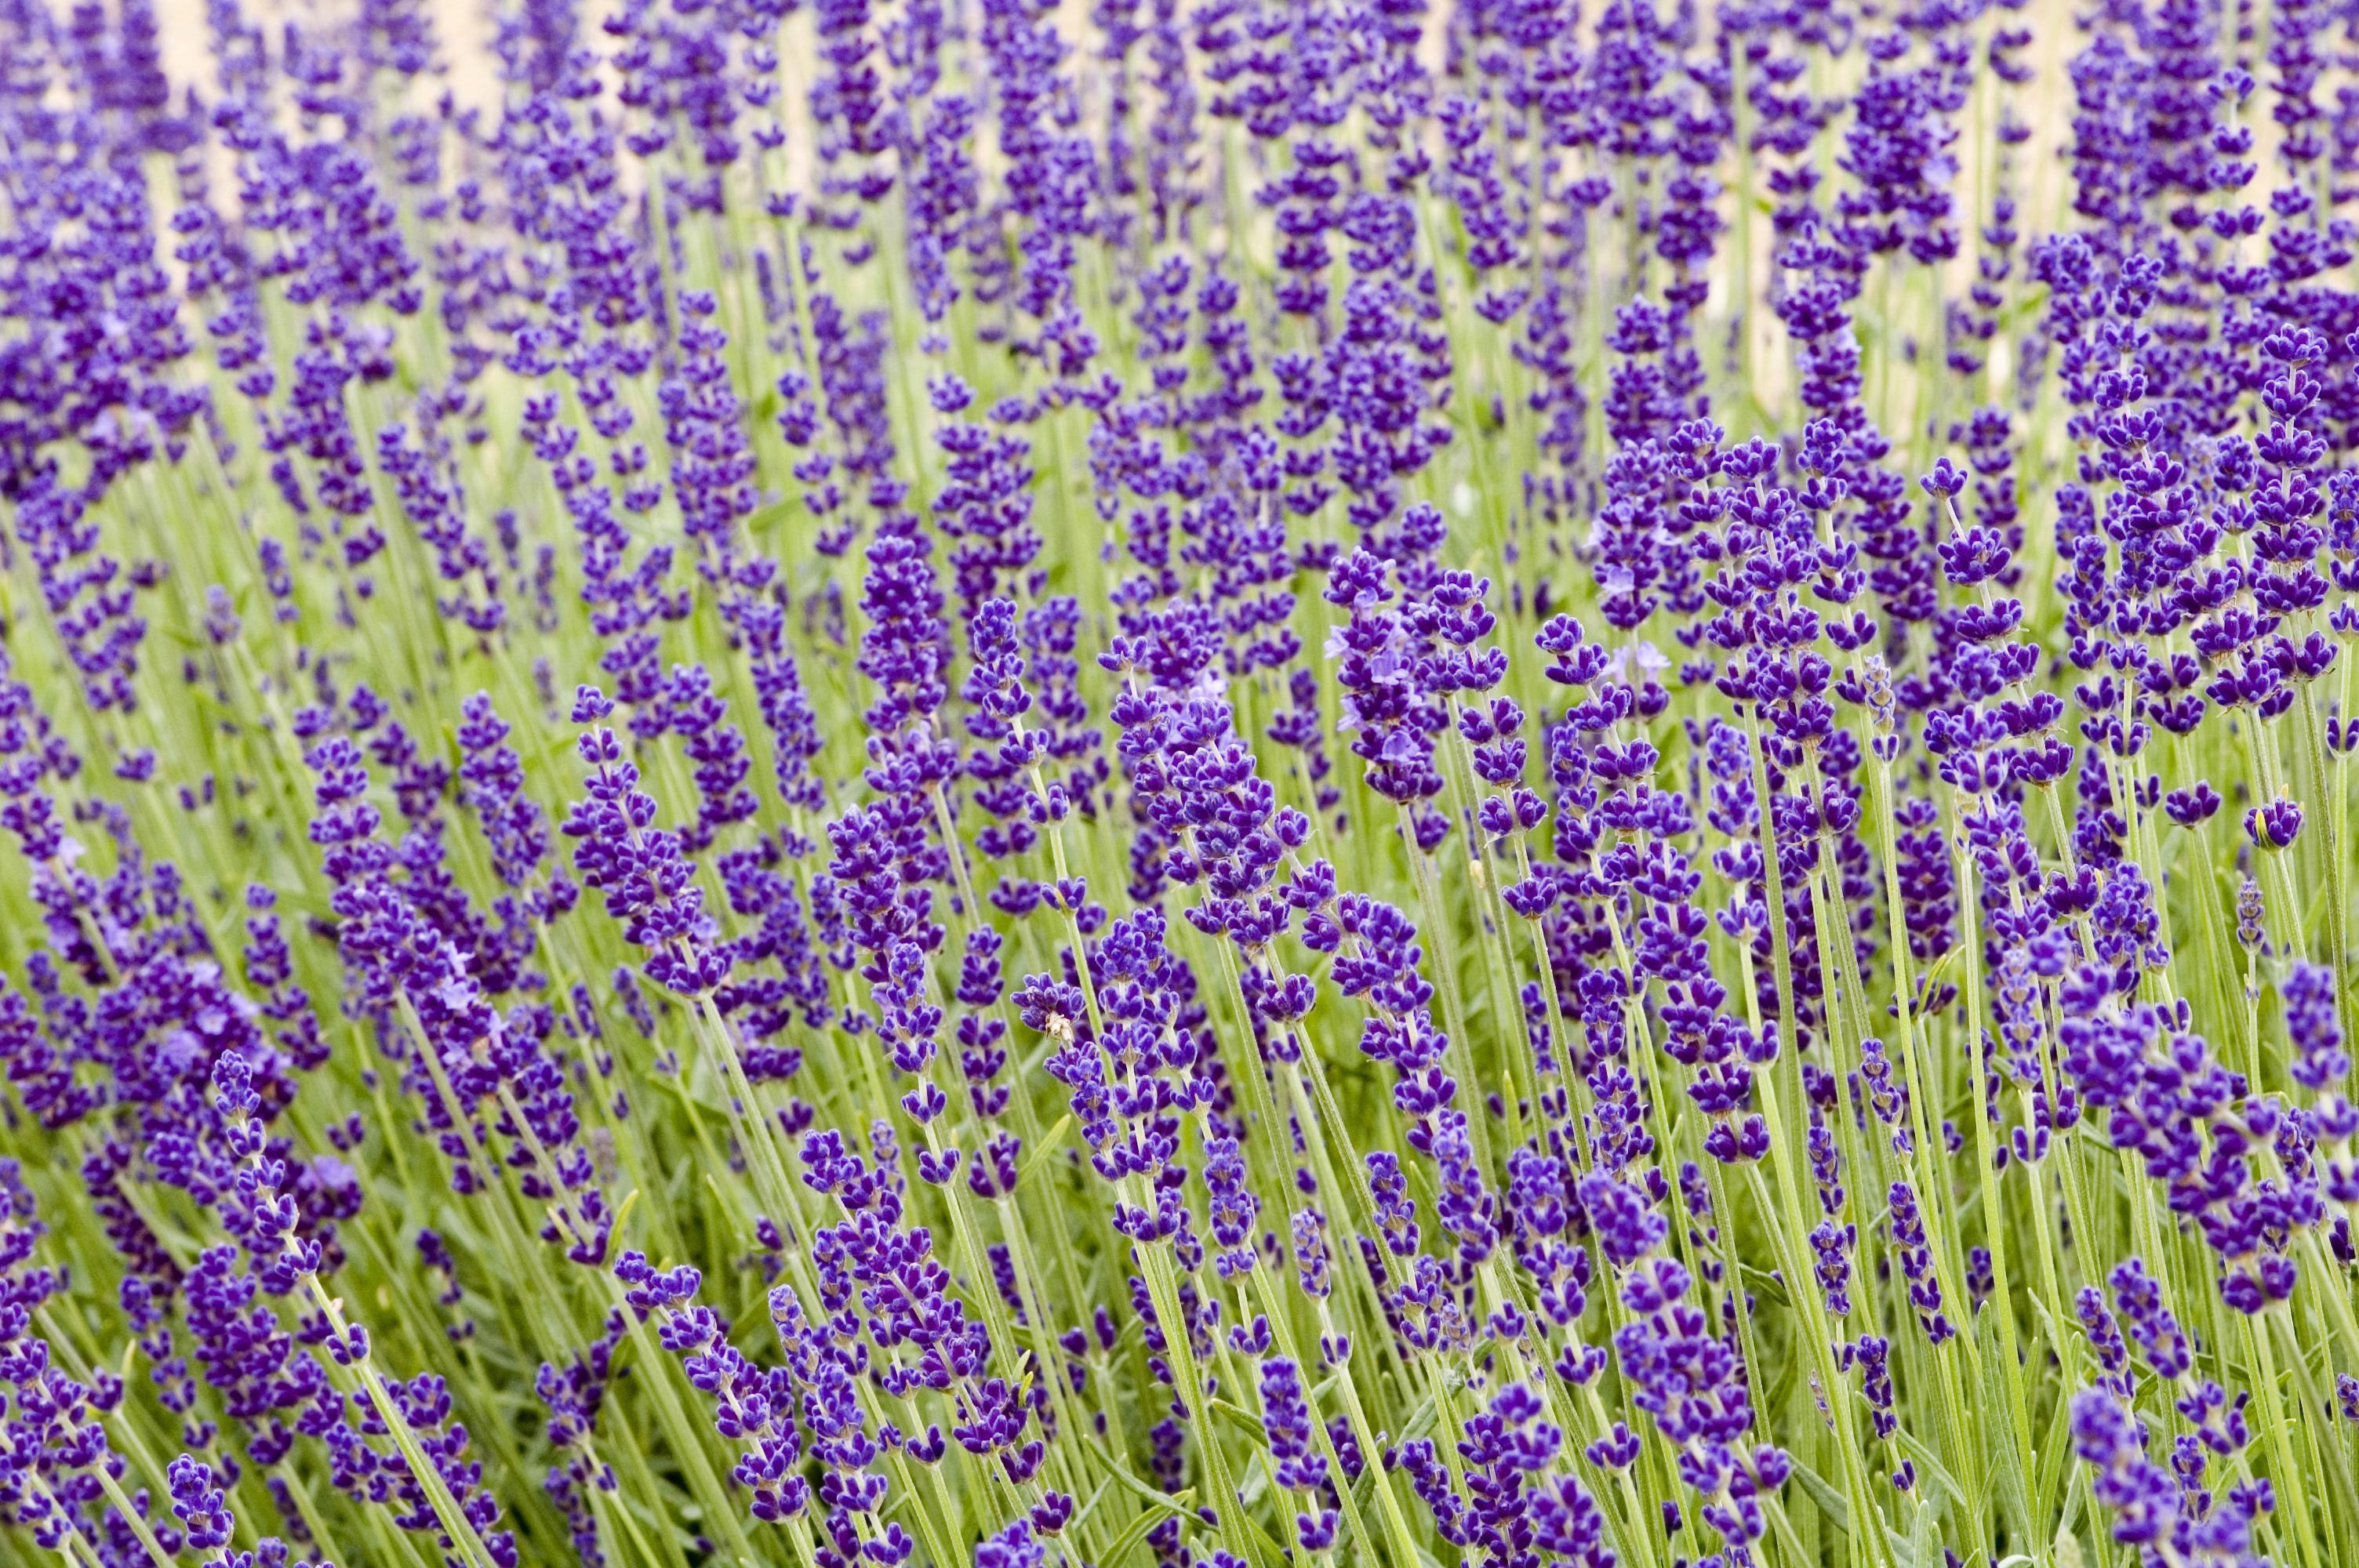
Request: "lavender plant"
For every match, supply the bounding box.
[1,0,2357,1566]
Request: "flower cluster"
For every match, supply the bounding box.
[4,4,2359,1568]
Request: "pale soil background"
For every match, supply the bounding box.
[123,0,2253,427]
